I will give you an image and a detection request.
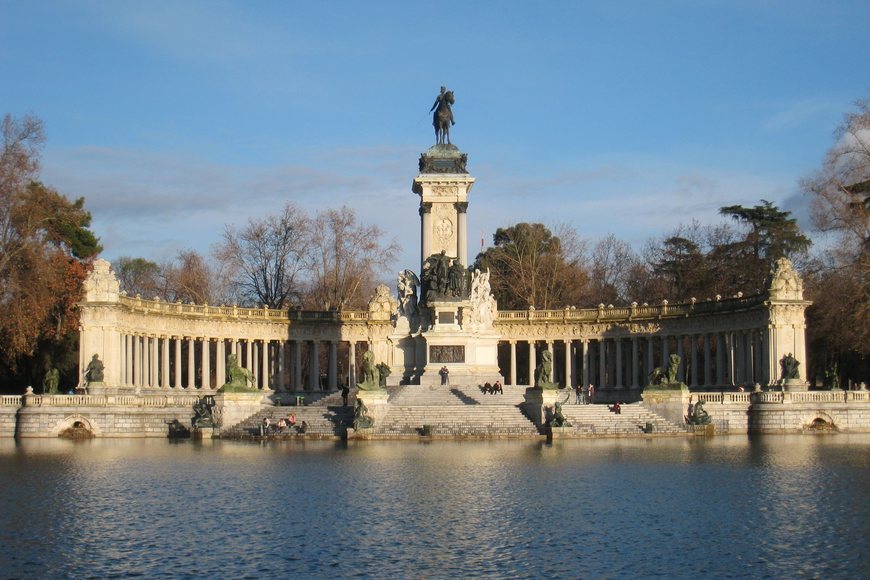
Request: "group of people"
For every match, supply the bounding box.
[481,380,503,394]
[262,414,308,435]
[573,383,596,405]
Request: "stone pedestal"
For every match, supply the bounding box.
[522,387,570,430]
[214,391,268,432]
[641,386,690,426]
[418,299,502,387]
[356,389,390,427]
[783,378,809,392]
[84,384,138,396]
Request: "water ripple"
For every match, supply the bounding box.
[0,435,868,578]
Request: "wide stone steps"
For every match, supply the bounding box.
[556,403,685,435]
[221,405,353,439]
[378,405,540,437]
[388,385,527,406]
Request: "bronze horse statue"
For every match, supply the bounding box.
[431,88,455,145]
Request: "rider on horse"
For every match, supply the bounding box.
[431,86,455,145]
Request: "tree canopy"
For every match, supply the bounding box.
[0,114,100,389]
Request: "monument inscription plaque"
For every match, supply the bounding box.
[430,345,465,363]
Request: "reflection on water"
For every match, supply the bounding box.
[1,435,868,578]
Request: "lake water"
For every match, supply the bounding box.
[1,435,868,579]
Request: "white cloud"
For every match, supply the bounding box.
[761,98,843,132]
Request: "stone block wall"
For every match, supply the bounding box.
[0,407,19,437]
[749,402,870,433]
[15,406,193,438]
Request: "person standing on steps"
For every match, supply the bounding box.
[574,383,582,404]
[588,383,595,404]
[439,366,450,386]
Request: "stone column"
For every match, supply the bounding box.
[278,341,286,392]
[136,335,143,387]
[727,332,736,386]
[261,340,270,390]
[564,339,573,388]
[293,341,303,390]
[716,334,726,386]
[631,337,639,388]
[455,202,468,267]
[676,336,685,382]
[598,340,606,389]
[247,340,253,375]
[753,331,762,385]
[162,336,170,389]
[186,337,195,390]
[174,337,182,389]
[761,331,771,385]
[420,202,432,269]
[509,340,517,386]
[232,340,238,357]
[661,336,669,367]
[348,341,357,388]
[251,342,259,386]
[690,335,698,387]
[216,339,225,388]
[125,334,133,386]
[581,340,589,387]
[328,341,338,391]
[202,338,210,390]
[615,339,623,389]
[528,341,536,387]
[588,341,596,388]
[309,341,320,391]
[704,334,712,388]
[646,336,655,378]
[151,336,159,387]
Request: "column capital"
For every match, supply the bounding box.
[454,201,468,213]
[419,202,433,215]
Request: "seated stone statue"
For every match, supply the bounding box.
[191,397,215,428]
[535,350,560,390]
[353,398,374,430]
[219,354,257,392]
[687,400,712,425]
[781,353,800,382]
[549,401,571,428]
[84,354,104,384]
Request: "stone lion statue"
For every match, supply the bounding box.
[357,350,382,391]
[535,350,560,389]
[220,353,256,391]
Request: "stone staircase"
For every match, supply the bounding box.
[220,403,354,439]
[554,402,685,436]
[378,385,540,438]
[219,385,685,440]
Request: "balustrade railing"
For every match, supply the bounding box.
[17,394,202,408]
[496,293,767,324]
[1,395,22,407]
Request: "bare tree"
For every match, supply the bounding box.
[162,250,220,305]
[474,222,587,310]
[802,97,870,379]
[214,203,310,308]
[305,206,399,310]
[587,234,640,305]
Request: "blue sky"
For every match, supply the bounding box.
[2,0,868,272]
